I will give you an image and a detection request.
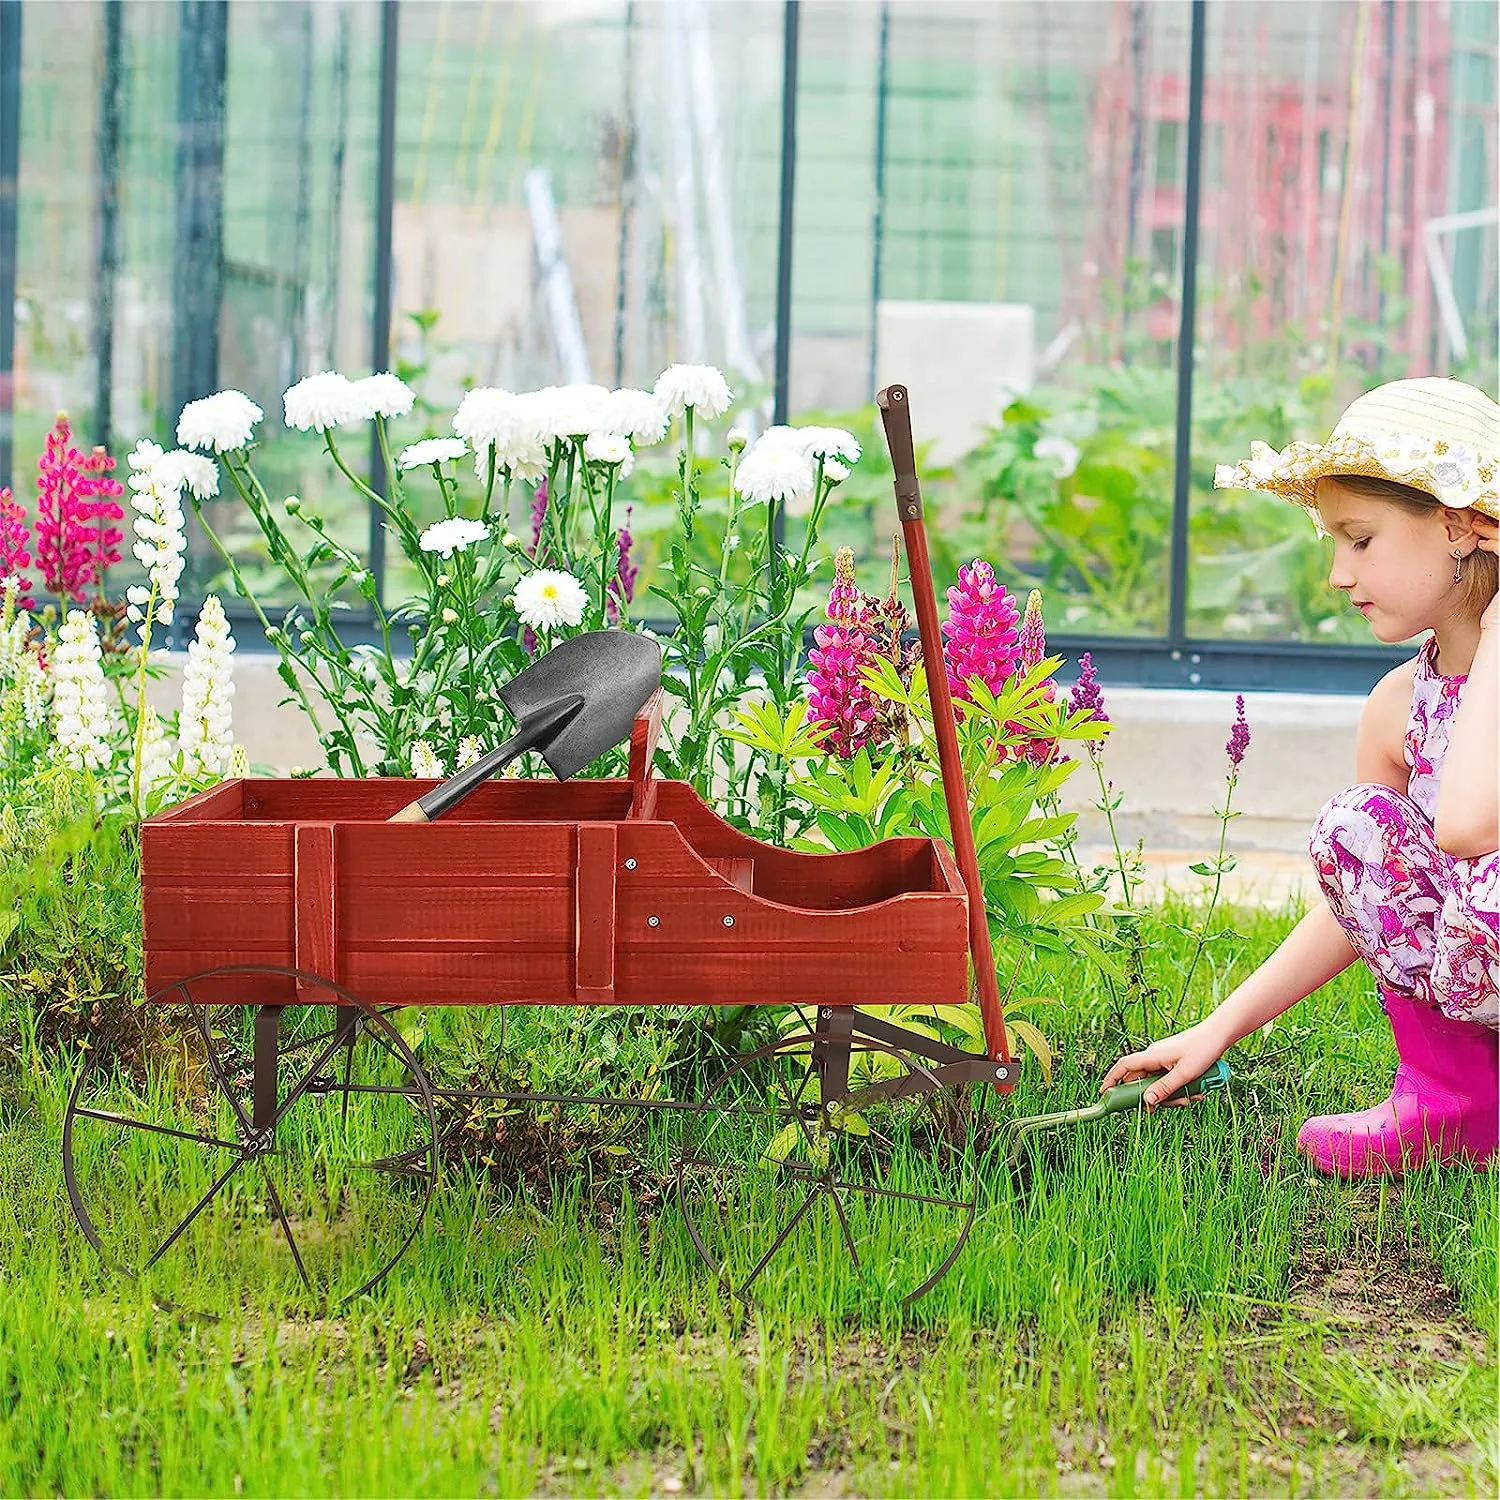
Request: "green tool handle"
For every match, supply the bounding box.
[1103,1058,1231,1114]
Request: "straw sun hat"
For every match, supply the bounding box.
[1214,376,1499,524]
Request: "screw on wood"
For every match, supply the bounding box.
[647,915,660,927]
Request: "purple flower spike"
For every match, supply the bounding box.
[1226,693,1251,769]
[607,504,637,624]
[528,478,549,559]
[1069,650,1108,749]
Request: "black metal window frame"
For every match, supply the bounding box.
[0,0,1414,693]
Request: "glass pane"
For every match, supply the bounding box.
[789,0,1192,640]
[1190,0,1499,643]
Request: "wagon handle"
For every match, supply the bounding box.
[876,384,1011,1069]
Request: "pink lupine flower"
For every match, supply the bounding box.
[807,548,879,759]
[1017,588,1047,672]
[941,559,1020,709]
[0,489,36,608]
[32,415,124,602]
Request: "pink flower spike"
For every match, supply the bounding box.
[1017,588,1046,672]
[806,548,880,759]
[941,559,1020,709]
[32,414,124,602]
[0,488,36,609]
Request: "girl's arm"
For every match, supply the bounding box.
[1435,591,1498,859]
[1100,667,1412,1107]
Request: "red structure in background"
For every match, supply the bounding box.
[1082,0,1453,372]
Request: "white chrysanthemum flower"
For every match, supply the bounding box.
[532,384,612,445]
[653,363,733,421]
[179,594,236,778]
[354,371,416,419]
[733,442,815,506]
[583,432,634,478]
[154,449,219,500]
[125,441,188,635]
[456,736,484,770]
[823,459,849,484]
[51,609,115,771]
[727,426,749,451]
[602,388,669,445]
[419,518,489,558]
[177,390,264,453]
[1034,435,1080,480]
[398,437,468,471]
[757,424,861,465]
[283,371,373,431]
[410,740,445,778]
[513,568,588,632]
[136,706,175,799]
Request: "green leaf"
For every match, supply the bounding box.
[1005,1016,1055,1086]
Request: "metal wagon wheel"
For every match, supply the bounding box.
[677,1033,980,1308]
[62,965,438,1316]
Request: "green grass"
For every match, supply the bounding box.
[0,897,1496,1497]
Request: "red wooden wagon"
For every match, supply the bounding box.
[62,386,1022,1311]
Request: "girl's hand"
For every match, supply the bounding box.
[1099,1022,1226,1110]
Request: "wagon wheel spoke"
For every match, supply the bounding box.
[830,1177,974,1213]
[738,1182,822,1295]
[143,1155,250,1271]
[825,1180,862,1269]
[68,1107,244,1155]
[256,1159,313,1295]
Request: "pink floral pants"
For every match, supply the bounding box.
[1310,784,1499,1028]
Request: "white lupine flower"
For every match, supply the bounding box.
[513,568,588,632]
[179,594,236,778]
[733,441,815,506]
[51,609,115,771]
[176,390,264,453]
[410,740,445,778]
[456,736,484,769]
[419,518,489,557]
[602,388,669,445]
[12,652,45,731]
[226,743,250,779]
[283,371,373,431]
[354,372,416,419]
[0,609,30,682]
[1034,435,1080,479]
[125,441,188,634]
[583,432,634,478]
[653,363,733,421]
[398,437,468,471]
[136,706,175,798]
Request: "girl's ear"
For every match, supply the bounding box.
[1440,506,1484,544]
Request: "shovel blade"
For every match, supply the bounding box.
[499,629,662,780]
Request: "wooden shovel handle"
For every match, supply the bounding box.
[877,384,1011,1069]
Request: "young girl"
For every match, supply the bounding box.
[1101,376,1498,1178]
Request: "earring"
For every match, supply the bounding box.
[1452,548,1466,581]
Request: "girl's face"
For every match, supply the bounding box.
[1316,480,1461,643]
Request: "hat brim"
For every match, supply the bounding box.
[1214,428,1499,522]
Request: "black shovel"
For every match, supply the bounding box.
[389,629,662,823]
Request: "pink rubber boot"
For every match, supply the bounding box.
[1296,990,1499,1177]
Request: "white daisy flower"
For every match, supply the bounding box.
[419,518,489,558]
[513,568,588,632]
[653,363,733,421]
[399,437,468,471]
[756,424,861,464]
[283,371,373,431]
[176,390,264,453]
[51,609,115,771]
[179,594,236,778]
[602,388,669,445]
[354,371,416,419]
[410,740,445,778]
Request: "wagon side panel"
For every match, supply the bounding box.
[612,824,969,1007]
[141,823,296,1000]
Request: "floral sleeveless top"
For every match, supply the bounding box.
[1404,636,1464,822]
